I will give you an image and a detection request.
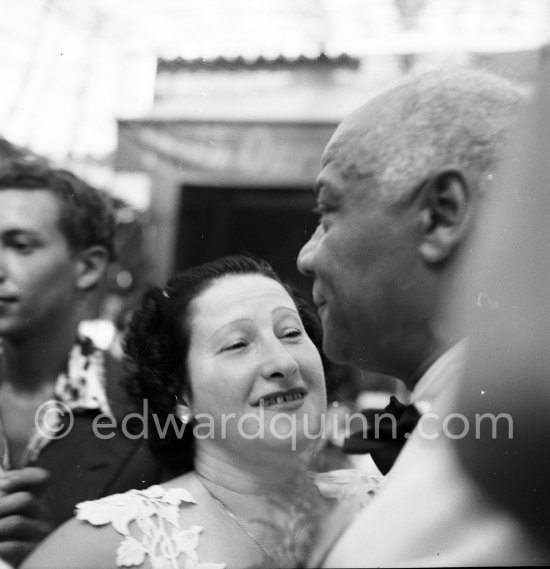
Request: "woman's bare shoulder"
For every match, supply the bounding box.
[21,516,122,569]
[22,477,206,569]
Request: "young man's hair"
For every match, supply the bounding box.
[0,159,116,259]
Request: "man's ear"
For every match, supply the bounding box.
[418,169,473,264]
[75,245,110,291]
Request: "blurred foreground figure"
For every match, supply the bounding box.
[450,48,550,559]
[0,161,162,566]
[297,67,541,566]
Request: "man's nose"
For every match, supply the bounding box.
[259,339,299,382]
[297,225,322,277]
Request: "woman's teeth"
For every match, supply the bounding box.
[259,392,304,407]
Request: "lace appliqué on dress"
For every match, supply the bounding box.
[310,469,384,508]
[76,485,225,569]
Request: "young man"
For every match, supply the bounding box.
[0,160,162,566]
[298,68,545,565]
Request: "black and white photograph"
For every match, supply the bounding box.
[0,1,549,567]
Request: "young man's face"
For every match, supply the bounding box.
[0,189,81,341]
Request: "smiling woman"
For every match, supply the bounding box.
[21,254,382,569]
[184,268,326,458]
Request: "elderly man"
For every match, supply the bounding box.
[0,160,163,566]
[298,68,546,565]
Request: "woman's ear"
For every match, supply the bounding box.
[418,169,473,264]
[75,245,110,291]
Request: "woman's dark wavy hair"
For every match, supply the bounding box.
[123,254,325,472]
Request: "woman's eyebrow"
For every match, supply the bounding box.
[209,318,253,338]
[271,306,300,317]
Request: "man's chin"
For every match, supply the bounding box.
[322,333,353,366]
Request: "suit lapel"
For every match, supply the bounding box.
[36,411,141,526]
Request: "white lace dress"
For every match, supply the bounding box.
[75,469,383,569]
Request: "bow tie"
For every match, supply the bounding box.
[343,396,421,474]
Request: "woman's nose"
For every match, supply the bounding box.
[259,339,299,381]
[297,225,322,277]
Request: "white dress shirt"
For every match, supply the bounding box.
[321,341,547,567]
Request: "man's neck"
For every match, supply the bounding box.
[399,325,466,392]
[0,323,79,394]
[407,347,447,389]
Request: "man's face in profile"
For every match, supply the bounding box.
[297,126,421,373]
[0,189,80,340]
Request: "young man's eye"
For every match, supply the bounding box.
[11,240,36,253]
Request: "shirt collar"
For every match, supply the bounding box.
[0,334,113,417]
[53,334,113,417]
[0,335,114,469]
[411,338,468,413]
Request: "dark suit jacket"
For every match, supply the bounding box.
[34,353,165,528]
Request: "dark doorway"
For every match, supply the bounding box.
[175,185,318,294]
[175,183,376,408]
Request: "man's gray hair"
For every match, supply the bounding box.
[333,66,527,204]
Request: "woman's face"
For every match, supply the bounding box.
[185,273,327,455]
